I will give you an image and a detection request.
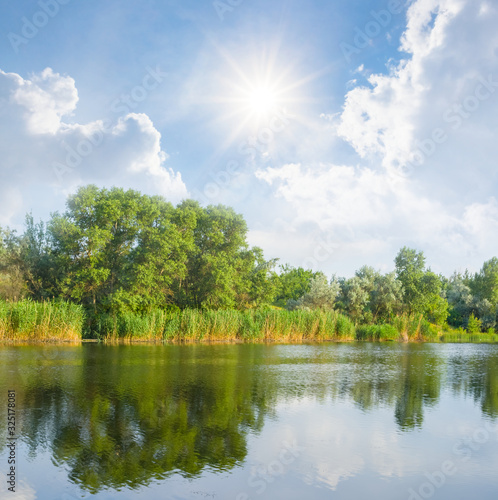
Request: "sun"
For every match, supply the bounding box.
[203,37,323,158]
[247,86,278,116]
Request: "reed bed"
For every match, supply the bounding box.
[2,302,496,344]
[0,300,84,341]
[94,308,357,342]
[439,331,498,343]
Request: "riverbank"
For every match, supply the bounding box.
[1,300,497,343]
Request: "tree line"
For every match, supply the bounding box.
[0,185,497,333]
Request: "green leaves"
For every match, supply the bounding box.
[395,247,449,324]
[43,186,278,316]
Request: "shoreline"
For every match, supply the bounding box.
[1,337,496,345]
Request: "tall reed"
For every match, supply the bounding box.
[0,299,84,341]
[94,308,356,342]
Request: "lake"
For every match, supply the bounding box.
[1,343,497,500]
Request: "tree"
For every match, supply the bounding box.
[273,265,320,308]
[395,247,426,313]
[243,247,279,308]
[395,247,448,324]
[0,227,26,300]
[369,272,404,322]
[48,185,192,314]
[467,313,482,334]
[447,271,497,330]
[177,202,252,309]
[340,275,370,323]
[472,258,498,306]
[289,274,340,311]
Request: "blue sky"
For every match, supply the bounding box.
[1,0,497,277]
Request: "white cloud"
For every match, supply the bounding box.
[338,0,498,176]
[0,68,187,226]
[12,68,78,135]
[255,0,498,275]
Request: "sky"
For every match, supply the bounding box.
[0,0,497,277]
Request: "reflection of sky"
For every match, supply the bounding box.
[1,393,498,500]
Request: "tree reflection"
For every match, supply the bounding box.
[0,343,496,493]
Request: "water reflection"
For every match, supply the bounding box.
[0,343,497,494]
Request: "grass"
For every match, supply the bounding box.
[0,299,84,341]
[1,301,497,344]
[355,324,399,341]
[92,308,357,342]
[439,331,498,343]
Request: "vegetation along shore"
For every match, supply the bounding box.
[1,185,497,343]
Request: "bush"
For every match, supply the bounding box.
[467,313,482,334]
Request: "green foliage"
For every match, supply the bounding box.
[339,267,403,324]
[355,324,399,341]
[273,265,320,307]
[49,185,192,314]
[174,201,254,310]
[90,308,355,342]
[470,257,498,306]
[467,313,482,334]
[1,185,497,343]
[395,247,449,324]
[0,226,27,301]
[288,274,340,311]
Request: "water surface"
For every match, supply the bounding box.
[0,343,497,499]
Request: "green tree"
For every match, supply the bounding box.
[243,247,279,308]
[395,247,448,324]
[369,272,404,322]
[0,227,26,300]
[340,275,371,323]
[176,202,253,309]
[467,313,482,334]
[273,265,320,308]
[471,257,498,306]
[48,185,191,314]
[289,274,340,311]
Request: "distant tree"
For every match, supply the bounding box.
[340,274,371,323]
[0,227,26,300]
[446,276,473,327]
[242,247,279,308]
[395,247,426,313]
[447,270,497,330]
[471,257,498,306]
[176,202,252,309]
[289,274,340,311]
[369,272,404,322]
[339,267,403,323]
[273,265,320,308]
[395,247,448,324]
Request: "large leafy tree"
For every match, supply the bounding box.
[470,257,498,307]
[48,186,192,314]
[242,247,279,308]
[339,266,403,323]
[273,265,322,308]
[173,201,254,309]
[395,247,448,324]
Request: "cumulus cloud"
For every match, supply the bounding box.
[255,0,498,275]
[0,68,187,225]
[337,0,498,175]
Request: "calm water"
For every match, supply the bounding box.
[0,343,497,500]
